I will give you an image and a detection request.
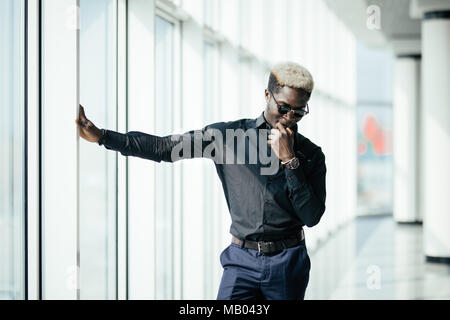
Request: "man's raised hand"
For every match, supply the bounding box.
[75,105,103,143]
[267,122,295,162]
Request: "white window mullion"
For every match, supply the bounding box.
[1,0,26,300]
[180,0,206,298]
[41,0,80,300]
[116,0,127,301]
[127,0,156,300]
[26,0,40,301]
[171,14,183,301]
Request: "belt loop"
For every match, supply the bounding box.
[240,239,245,249]
[280,240,287,249]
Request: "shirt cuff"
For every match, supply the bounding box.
[284,164,307,191]
[97,129,127,151]
[97,129,107,146]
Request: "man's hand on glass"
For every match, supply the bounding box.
[75,104,103,143]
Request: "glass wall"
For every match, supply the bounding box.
[1,0,358,300]
[79,0,117,299]
[41,0,81,299]
[155,15,175,299]
[0,0,26,300]
[202,40,221,298]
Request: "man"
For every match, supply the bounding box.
[76,62,326,300]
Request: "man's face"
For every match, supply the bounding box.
[264,86,310,129]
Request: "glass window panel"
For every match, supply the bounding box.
[0,0,26,300]
[155,15,175,300]
[79,0,117,299]
[202,41,214,299]
[219,0,239,45]
[203,0,212,26]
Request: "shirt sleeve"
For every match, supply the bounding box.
[98,122,225,163]
[284,149,327,227]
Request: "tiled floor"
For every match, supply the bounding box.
[305,215,450,299]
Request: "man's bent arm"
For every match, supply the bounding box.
[284,149,327,228]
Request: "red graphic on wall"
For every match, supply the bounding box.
[359,114,392,156]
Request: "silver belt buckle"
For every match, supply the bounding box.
[257,241,272,253]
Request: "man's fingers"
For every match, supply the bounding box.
[269,133,280,140]
[79,104,87,121]
[80,107,86,120]
[75,117,87,128]
[78,105,91,128]
[270,129,281,139]
[75,119,84,130]
[286,127,293,136]
[275,122,287,134]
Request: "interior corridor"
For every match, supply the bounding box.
[307,215,450,299]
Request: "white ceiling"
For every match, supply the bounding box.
[324,0,421,48]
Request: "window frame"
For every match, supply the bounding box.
[154,7,183,300]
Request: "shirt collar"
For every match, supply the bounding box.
[255,111,271,129]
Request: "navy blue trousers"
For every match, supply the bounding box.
[217,238,311,300]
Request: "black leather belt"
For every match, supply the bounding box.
[232,229,305,254]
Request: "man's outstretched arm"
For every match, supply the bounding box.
[75,105,219,163]
[97,129,184,163]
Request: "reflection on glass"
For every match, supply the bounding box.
[155,16,174,299]
[0,0,25,300]
[80,0,117,299]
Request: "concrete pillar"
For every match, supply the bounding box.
[411,1,450,263]
[393,54,421,224]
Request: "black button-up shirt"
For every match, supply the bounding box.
[100,112,326,241]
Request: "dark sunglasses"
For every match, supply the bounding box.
[269,89,309,118]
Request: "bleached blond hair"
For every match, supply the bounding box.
[269,62,314,94]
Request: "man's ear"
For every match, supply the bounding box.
[264,89,270,104]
